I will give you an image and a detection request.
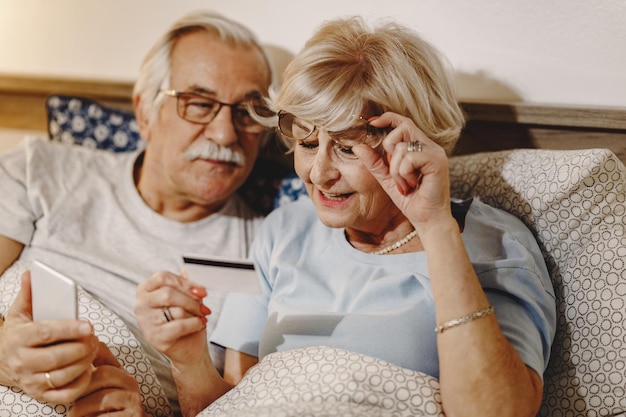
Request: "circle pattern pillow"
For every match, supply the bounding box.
[449,149,626,417]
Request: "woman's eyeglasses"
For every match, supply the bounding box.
[277,111,387,160]
[161,89,274,133]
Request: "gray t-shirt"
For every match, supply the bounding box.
[0,137,264,411]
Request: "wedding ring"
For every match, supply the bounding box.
[407,141,422,152]
[162,307,174,323]
[45,372,57,389]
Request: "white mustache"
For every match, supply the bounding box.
[183,140,246,166]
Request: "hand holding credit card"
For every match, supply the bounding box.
[182,254,261,294]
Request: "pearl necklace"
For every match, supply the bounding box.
[372,229,418,255]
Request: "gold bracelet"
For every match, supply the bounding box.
[434,305,495,333]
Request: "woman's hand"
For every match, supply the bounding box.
[354,112,453,229]
[0,272,98,404]
[136,271,233,416]
[134,270,211,367]
[68,342,146,417]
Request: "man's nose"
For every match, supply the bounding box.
[203,105,238,146]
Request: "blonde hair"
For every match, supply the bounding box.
[269,16,464,154]
[133,10,272,126]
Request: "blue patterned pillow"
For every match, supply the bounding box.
[46,94,143,152]
[274,171,308,207]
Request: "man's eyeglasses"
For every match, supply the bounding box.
[161,89,274,133]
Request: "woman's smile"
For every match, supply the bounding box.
[319,190,354,201]
[317,189,355,205]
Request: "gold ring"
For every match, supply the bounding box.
[45,372,57,389]
[407,141,422,152]
[162,307,174,323]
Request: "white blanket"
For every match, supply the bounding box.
[201,346,444,417]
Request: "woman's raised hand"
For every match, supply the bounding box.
[353,112,453,229]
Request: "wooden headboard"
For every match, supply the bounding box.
[456,102,626,163]
[2,74,626,164]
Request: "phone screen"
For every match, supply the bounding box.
[30,261,78,321]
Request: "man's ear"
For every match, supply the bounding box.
[134,95,151,142]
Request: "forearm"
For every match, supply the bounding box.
[172,356,233,417]
[0,235,24,276]
[420,216,542,417]
[0,319,18,386]
[0,237,22,387]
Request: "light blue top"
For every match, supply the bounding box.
[212,197,556,379]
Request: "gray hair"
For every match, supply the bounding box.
[133,10,273,126]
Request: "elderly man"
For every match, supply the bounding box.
[0,10,275,416]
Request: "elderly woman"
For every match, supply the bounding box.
[136,16,556,417]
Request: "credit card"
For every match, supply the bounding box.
[182,254,261,294]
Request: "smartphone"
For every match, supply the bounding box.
[30,260,78,321]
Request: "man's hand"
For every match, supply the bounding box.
[0,272,98,403]
[69,342,146,417]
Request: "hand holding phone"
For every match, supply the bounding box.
[30,260,78,321]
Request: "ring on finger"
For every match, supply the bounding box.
[45,371,57,389]
[407,141,422,152]
[162,306,174,323]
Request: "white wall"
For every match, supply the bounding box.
[1,0,625,107]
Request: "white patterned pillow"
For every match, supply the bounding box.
[0,262,172,417]
[200,346,443,417]
[449,149,626,417]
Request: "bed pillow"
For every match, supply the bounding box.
[0,262,172,417]
[273,171,308,208]
[449,148,626,417]
[46,94,143,152]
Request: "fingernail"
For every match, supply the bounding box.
[191,286,207,298]
[367,115,380,122]
[79,322,93,335]
[200,316,208,325]
[200,305,211,315]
